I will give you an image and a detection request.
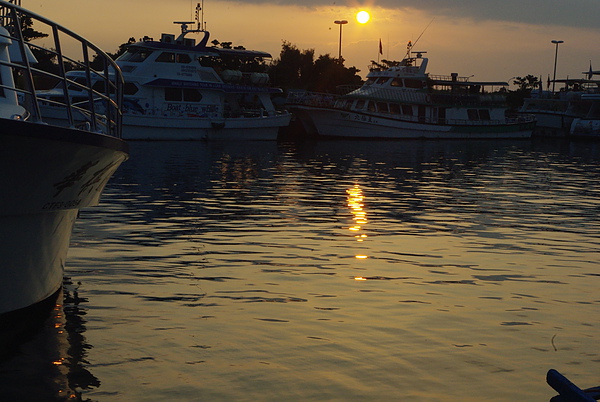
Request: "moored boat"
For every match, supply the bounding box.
[520,72,600,137]
[0,1,128,316]
[38,8,291,140]
[569,93,600,138]
[287,43,535,139]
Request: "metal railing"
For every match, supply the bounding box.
[0,1,124,138]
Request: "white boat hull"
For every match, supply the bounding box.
[0,211,77,315]
[122,113,291,140]
[570,118,600,138]
[294,106,534,139]
[526,112,574,136]
[39,106,292,140]
[0,121,128,315]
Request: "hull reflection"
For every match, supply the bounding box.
[0,279,98,400]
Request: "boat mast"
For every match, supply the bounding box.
[195,1,204,31]
[406,18,434,58]
[176,1,206,38]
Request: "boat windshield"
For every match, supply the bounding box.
[117,48,154,62]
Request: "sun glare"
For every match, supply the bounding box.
[356,10,370,24]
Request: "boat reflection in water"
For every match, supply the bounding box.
[0,278,98,400]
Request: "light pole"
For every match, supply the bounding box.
[551,40,564,93]
[334,20,348,63]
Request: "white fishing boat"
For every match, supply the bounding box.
[520,72,600,137]
[0,1,128,317]
[38,6,291,140]
[287,44,535,139]
[569,92,600,138]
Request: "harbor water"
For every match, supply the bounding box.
[1,137,599,400]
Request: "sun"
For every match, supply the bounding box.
[356,10,370,24]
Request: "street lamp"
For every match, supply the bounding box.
[551,40,564,93]
[334,20,348,63]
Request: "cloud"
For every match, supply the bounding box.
[230,0,600,30]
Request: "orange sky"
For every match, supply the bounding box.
[22,0,600,84]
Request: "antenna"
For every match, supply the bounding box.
[406,18,434,57]
[195,1,205,31]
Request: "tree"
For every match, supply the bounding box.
[506,74,541,110]
[90,37,135,70]
[269,41,362,93]
[21,15,48,42]
[369,59,400,71]
[512,75,540,92]
[268,41,313,89]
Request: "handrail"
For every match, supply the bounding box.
[0,0,124,138]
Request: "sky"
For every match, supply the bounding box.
[22,0,600,84]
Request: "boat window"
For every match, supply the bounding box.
[156,52,176,63]
[390,78,403,87]
[467,109,479,120]
[354,99,365,110]
[176,54,192,63]
[183,89,202,102]
[165,87,181,101]
[438,107,446,121]
[124,82,139,95]
[365,78,376,86]
[164,87,203,102]
[91,80,116,94]
[401,105,413,115]
[118,48,153,62]
[367,101,376,112]
[67,77,87,91]
[375,77,389,85]
[478,109,491,120]
[389,103,401,114]
[404,79,424,89]
[467,109,491,121]
[336,99,352,109]
[376,102,389,113]
[92,80,105,93]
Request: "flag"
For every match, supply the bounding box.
[379,39,383,55]
[547,75,550,89]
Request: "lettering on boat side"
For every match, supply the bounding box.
[53,161,99,197]
[165,103,218,115]
[79,160,122,197]
[167,103,200,113]
[178,65,196,77]
[42,199,82,210]
[353,114,375,123]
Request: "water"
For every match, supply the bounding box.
[1,138,599,400]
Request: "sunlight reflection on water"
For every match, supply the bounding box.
[50,139,600,399]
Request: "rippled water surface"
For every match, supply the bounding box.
[4,138,600,400]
